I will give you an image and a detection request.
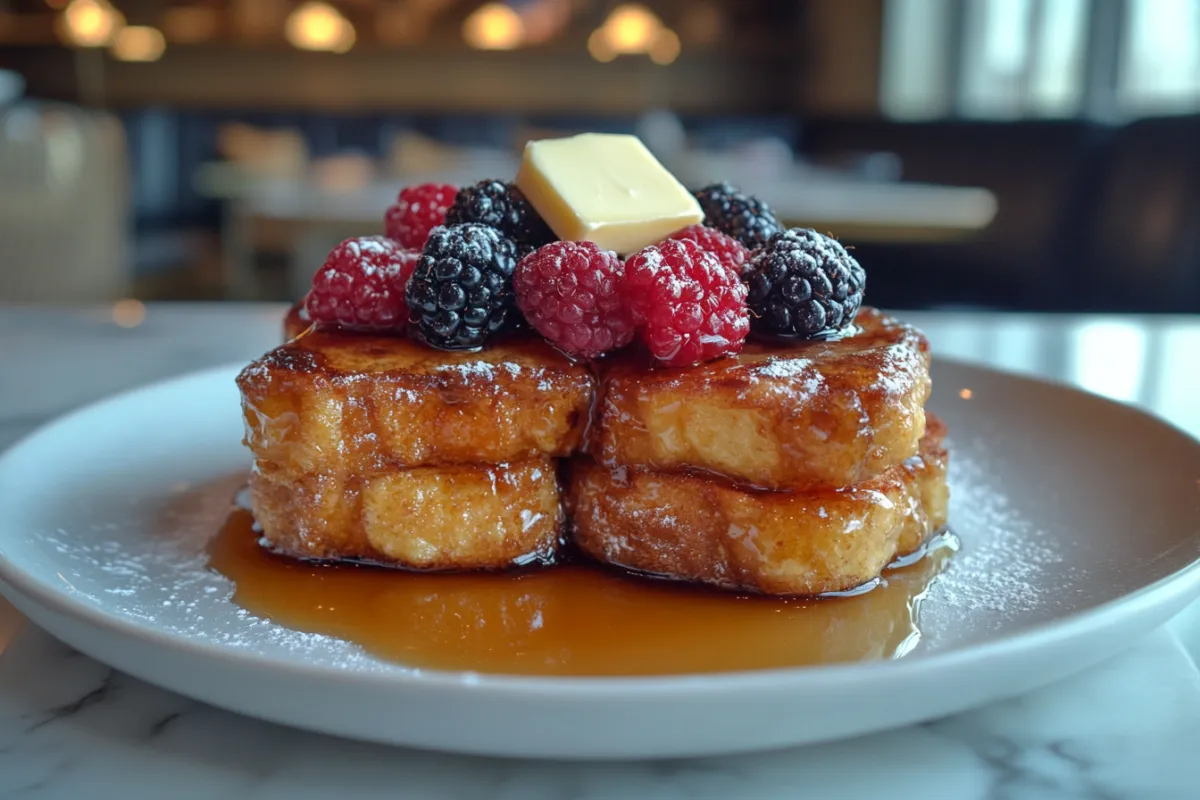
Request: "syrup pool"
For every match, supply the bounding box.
[208,509,957,677]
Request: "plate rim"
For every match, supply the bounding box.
[1,359,1199,698]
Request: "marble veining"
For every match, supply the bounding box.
[2,620,1199,799]
[2,305,1200,799]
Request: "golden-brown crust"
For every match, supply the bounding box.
[254,304,944,580]
[250,458,563,570]
[591,307,931,490]
[238,329,595,477]
[569,416,949,596]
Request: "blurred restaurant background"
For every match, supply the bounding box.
[0,0,1198,313]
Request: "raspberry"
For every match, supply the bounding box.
[693,182,782,249]
[514,241,635,358]
[446,180,555,255]
[405,223,518,350]
[744,228,866,339]
[625,239,749,366]
[666,224,749,278]
[305,237,418,331]
[384,183,457,250]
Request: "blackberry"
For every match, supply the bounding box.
[692,182,782,249]
[445,180,554,255]
[743,228,866,339]
[405,223,518,350]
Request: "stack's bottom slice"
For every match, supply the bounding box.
[568,417,949,596]
[250,458,563,570]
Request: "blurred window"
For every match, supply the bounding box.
[882,0,1200,119]
[880,0,956,119]
[1118,0,1200,112]
[962,0,1088,117]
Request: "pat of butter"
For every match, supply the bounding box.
[516,133,702,255]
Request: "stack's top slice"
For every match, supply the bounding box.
[237,328,595,480]
[590,307,932,490]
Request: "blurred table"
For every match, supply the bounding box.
[195,163,997,301]
[2,305,1197,799]
[764,179,997,242]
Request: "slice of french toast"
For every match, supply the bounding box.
[238,329,594,479]
[569,415,949,596]
[591,307,931,490]
[250,457,562,569]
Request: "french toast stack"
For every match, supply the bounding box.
[569,307,947,595]
[248,306,946,595]
[237,329,593,569]
[239,132,952,596]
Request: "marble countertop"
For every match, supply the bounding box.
[1,303,1199,800]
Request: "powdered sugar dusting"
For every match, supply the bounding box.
[432,360,526,382]
[42,473,390,673]
[756,357,813,378]
[436,361,498,381]
[931,441,1063,617]
[349,236,393,257]
[871,346,918,396]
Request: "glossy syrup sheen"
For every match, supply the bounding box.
[209,509,957,677]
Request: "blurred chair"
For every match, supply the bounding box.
[0,100,130,303]
[1077,115,1200,312]
[800,118,1110,309]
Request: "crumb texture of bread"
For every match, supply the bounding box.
[238,330,595,478]
[569,416,949,596]
[592,307,931,490]
[250,458,563,570]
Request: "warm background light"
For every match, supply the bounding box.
[587,28,616,63]
[111,299,146,328]
[462,2,523,51]
[602,3,661,55]
[58,0,123,48]
[649,28,681,65]
[112,25,166,62]
[285,1,355,53]
[589,3,680,64]
[330,22,356,53]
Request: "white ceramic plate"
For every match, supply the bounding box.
[1,361,1199,760]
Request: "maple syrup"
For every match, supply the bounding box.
[208,509,957,676]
